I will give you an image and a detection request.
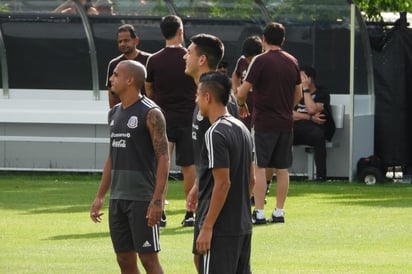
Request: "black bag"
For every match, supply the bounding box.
[322,103,336,141]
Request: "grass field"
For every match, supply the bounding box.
[0,173,411,274]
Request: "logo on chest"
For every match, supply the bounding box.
[127,116,138,129]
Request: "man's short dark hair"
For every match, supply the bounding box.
[263,22,285,46]
[118,24,137,39]
[218,61,228,69]
[190,34,224,70]
[199,72,231,106]
[242,35,262,58]
[160,15,182,40]
[300,65,317,81]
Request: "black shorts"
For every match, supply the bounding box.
[167,126,194,166]
[193,228,252,274]
[109,200,160,254]
[252,129,293,168]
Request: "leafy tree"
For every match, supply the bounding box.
[0,1,9,12]
[354,0,412,21]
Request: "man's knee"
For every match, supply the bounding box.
[138,252,161,272]
[116,251,137,272]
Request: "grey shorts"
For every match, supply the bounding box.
[109,200,160,254]
[252,129,293,168]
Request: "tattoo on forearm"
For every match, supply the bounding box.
[147,109,168,159]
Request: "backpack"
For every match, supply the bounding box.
[322,103,336,141]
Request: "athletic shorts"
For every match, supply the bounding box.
[167,126,194,166]
[109,200,160,254]
[252,129,293,169]
[192,227,252,274]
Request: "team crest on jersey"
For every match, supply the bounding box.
[196,111,204,122]
[127,116,138,129]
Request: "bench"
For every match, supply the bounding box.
[297,104,345,180]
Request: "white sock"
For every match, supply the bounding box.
[255,209,265,219]
[274,208,284,217]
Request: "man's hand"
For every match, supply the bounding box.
[196,226,213,254]
[90,197,104,223]
[186,183,198,212]
[146,198,163,227]
[239,104,250,119]
[311,113,326,124]
[300,71,310,89]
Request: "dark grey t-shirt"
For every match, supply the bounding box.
[196,115,252,236]
[108,96,158,201]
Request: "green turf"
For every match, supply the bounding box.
[0,173,411,273]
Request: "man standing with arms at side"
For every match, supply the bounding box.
[90,60,169,274]
[193,72,253,273]
[107,24,151,108]
[184,33,243,272]
[145,15,197,227]
[237,22,302,225]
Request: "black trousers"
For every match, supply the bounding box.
[293,120,327,178]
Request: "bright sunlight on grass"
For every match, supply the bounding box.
[0,173,411,273]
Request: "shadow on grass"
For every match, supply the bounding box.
[45,232,109,241]
[269,181,412,208]
[22,205,90,215]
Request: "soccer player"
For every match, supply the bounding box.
[145,15,197,227]
[184,33,244,272]
[237,22,302,224]
[106,24,151,108]
[90,60,169,274]
[193,72,253,273]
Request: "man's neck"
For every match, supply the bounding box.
[195,67,214,86]
[265,45,282,51]
[208,106,228,124]
[120,91,141,109]
[124,49,139,60]
[165,37,182,48]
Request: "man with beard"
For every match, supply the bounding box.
[106,24,151,108]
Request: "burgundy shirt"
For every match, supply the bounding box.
[245,50,300,132]
[146,47,197,128]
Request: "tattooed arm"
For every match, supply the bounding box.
[146,107,170,227]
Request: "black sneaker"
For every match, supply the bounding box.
[267,214,285,224]
[252,210,267,225]
[159,210,167,228]
[181,211,195,227]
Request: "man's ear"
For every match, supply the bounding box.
[134,36,140,46]
[199,55,207,67]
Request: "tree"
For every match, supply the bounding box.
[354,0,412,21]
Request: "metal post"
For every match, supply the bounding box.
[74,0,100,100]
[348,3,355,181]
[0,25,9,98]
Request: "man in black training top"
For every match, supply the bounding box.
[184,33,241,272]
[192,72,253,274]
[90,60,169,274]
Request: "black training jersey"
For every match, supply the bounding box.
[196,115,253,236]
[192,94,239,176]
[108,96,158,201]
